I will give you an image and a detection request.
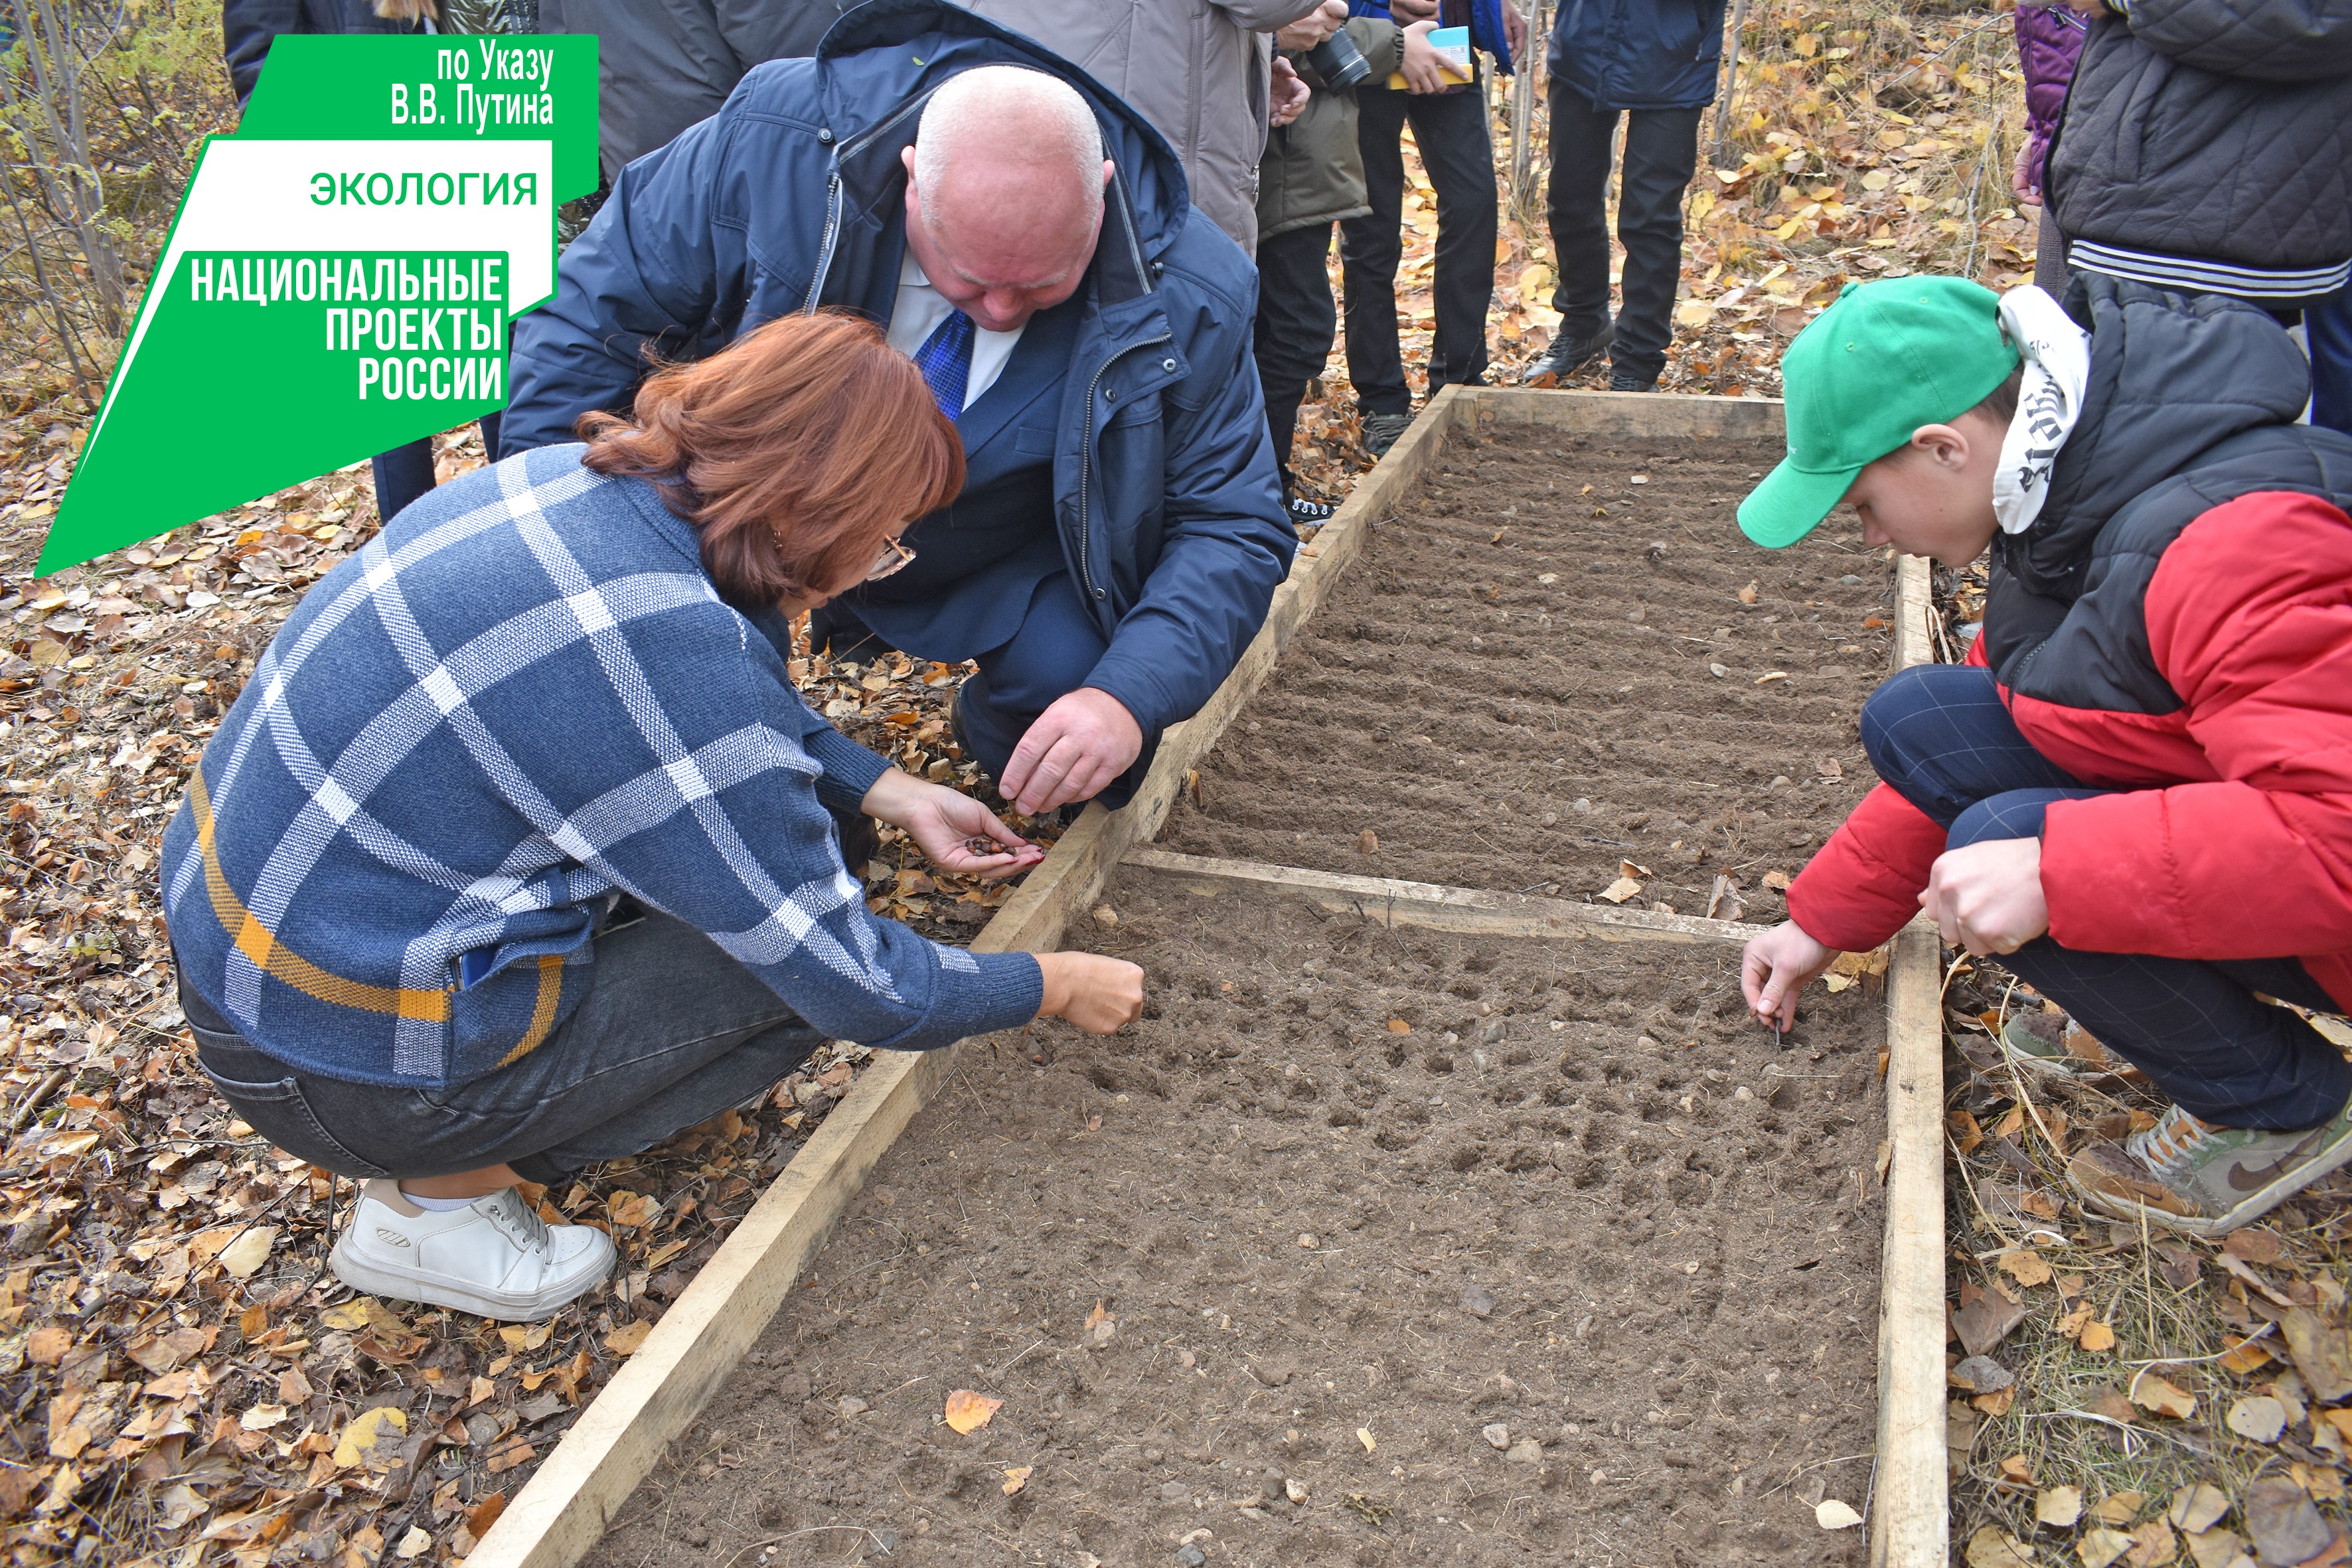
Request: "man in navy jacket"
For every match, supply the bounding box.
[1522,0,1728,392]
[502,0,1294,815]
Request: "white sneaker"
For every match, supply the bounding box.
[329,1180,615,1321]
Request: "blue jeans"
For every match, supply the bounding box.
[184,906,823,1184]
[1861,664,2349,1130]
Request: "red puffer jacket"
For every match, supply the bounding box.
[1788,283,2352,1013]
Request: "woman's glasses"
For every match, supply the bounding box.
[865,535,917,583]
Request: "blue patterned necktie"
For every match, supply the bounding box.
[913,309,975,420]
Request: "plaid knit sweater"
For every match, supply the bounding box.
[159,446,1044,1089]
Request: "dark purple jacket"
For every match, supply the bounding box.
[2015,3,2088,196]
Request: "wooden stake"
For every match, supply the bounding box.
[1872,552,1948,1568]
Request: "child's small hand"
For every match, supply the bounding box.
[1741,919,1840,1031]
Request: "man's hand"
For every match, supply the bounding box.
[1269,56,1310,126]
[1398,19,1447,92]
[1921,837,2050,956]
[1389,0,1440,21]
[858,769,1043,880]
[999,688,1144,816]
[1741,920,1841,1032]
[2011,143,2042,207]
[1502,0,1528,56]
[1277,0,1348,51]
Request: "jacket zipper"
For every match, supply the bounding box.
[803,172,844,314]
[1075,331,1173,603]
[801,95,933,311]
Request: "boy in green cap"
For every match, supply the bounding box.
[1737,272,2352,1237]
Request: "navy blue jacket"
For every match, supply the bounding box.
[501,0,1294,741]
[1548,0,1728,112]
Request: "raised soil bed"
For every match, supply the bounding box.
[469,389,1947,1568]
[586,876,1886,1568]
[1159,433,1895,919]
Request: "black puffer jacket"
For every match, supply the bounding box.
[2046,0,2352,302]
[1986,275,2352,714]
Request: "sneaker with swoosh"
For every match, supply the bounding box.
[2065,1097,2352,1239]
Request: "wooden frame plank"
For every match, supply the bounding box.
[1121,845,1756,946]
[471,387,1950,1568]
[1872,552,1948,1568]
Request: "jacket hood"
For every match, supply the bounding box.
[1998,275,2313,595]
[811,0,1194,265]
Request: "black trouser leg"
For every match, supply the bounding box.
[1254,222,1339,496]
[1543,85,1618,345]
[1609,108,1702,382]
[1404,85,1498,395]
[1340,88,1414,418]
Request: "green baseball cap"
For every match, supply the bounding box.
[1737,276,2019,548]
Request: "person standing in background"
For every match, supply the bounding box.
[960,0,1332,251]
[1341,0,1519,457]
[2011,1,2087,300]
[1255,4,1442,523]
[1519,0,1723,394]
[2043,0,2352,307]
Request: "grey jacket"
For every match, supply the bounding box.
[961,0,1326,250]
[539,0,853,179]
[2047,0,2352,301]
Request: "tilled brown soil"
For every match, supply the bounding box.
[1158,433,1893,921]
[589,880,1886,1568]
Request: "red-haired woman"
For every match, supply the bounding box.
[160,314,1143,1320]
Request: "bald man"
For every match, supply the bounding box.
[503,3,1293,824]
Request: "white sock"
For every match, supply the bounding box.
[398,1187,487,1212]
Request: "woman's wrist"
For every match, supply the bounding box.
[857,766,927,826]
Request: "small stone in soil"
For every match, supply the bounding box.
[1482,1423,1511,1450]
[1461,1282,1496,1318]
[1159,1482,1188,1502]
[1176,1549,1207,1568]
[1504,1439,1544,1464]
[1285,1478,1308,1504]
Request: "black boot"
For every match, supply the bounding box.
[1520,321,1614,383]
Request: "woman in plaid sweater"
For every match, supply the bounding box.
[161,314,1143,1319]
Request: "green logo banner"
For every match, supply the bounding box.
[42,35,599,574]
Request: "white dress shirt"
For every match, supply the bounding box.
[884,252,1024,408]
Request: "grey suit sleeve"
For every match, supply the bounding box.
[2126,0,2352,82]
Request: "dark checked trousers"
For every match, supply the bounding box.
[1861,664,2349,1131]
